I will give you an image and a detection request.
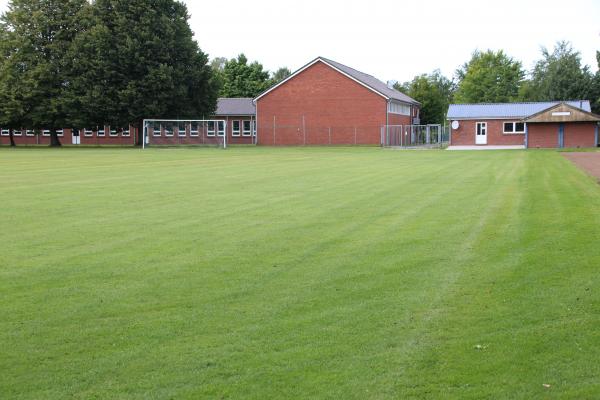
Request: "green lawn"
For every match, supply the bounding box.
[1,147,600,399]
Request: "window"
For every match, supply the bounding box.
[476,122,487,135]
[109,128,118,137]
[97,127,105,136]
[42,129,50,136]
[190,122,199,136]
[152,122,161,136]
[207,121,215,136]
[232,120,241,136]
[57,129,64,137]
[503,122,526,134]
[164,124,174,137]
[14,129,22,136]
[122,127,130,137]
[1,128,9,136]
[217,121,225,137]
[388,102,411,115]
[84,128,93,136]
[26,129,34,136]
[178,122,186,136]
[242,120,251,136]
[253,120,257,136]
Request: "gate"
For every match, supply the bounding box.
[381,124,449,148]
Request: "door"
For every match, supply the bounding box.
[476,122,487,145]
[72,129,80,145]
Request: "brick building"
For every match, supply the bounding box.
[447,101,600,149]
[254,57,420,145]
[0,126,137,146]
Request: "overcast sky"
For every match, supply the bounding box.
[1,0,598,83]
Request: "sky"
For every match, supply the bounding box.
[0,0,599,84]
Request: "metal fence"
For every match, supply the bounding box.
[381,124,449,148]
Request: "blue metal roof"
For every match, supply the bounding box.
[447,101,591,119]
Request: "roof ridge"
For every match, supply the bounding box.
[450,100,589,106]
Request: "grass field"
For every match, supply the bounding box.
[1,147,600,399]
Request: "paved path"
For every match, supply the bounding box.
[563,152,600,181]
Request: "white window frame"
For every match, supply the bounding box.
[207,121,216,137]
[122,127,130,137]
[26,129,34,136]
[153,123,161,136]
[190,122,199,136]
[42,129,50,136]
[177,122,187,137]
[217,121,225,137]
[476,122,487,136]
[164,124,174,137]
[242,120,251,137]
[84,128,93,137]
[13,129,22,136]
[253,120,257,136]
[97,127,105,137]
[109,128,118,137]
[1,128,9,136]
[57,129,64,137]
[503,121,526,134]
[232,120,241,137]
[388,101,411,116]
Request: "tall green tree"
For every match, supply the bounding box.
[271,67,291,84]
[0,0,88,146]
[220,54,271,97]
[395,70,455,124]
[523,41,595,105]
[65,0,218,141]
[455,50,525,103]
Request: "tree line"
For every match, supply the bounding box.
[0,0,291,147]
[395,41,600,125]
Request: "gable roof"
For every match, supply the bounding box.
[215,98,255,116]
[254,57,419,105]
[447,100,591,120]
[524,102,600,123]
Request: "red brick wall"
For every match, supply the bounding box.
[564,122,596,148]
[527,123,558,148]
[256,61,389,146]
[450,119,525,146]
[222,116,254,145]
[527,122,596,148]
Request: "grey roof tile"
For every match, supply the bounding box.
[215,98,256,116]
[447,101,591,119]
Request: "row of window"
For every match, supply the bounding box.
[151,121,256,137]
[0,128,130,137]
[474,122,526,135]
[388,102,411,116]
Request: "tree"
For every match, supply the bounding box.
[524,41,595,105]
[0,0,88,146]
[593,51,600,114]
[395,70,455,125]
[65,0,218,141]
[220,54,271,97]
[455,50,525,103]
[272,67,291,84]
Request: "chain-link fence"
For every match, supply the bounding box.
[257,124,383,145]
[381,124,449,148]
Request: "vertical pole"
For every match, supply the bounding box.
[595,123,599,148]
[273,116,276,145]
[302,115,306,145]
[524,123,528,149]
[142,120,145,149]
[354,127,357,145]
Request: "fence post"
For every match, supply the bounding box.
[302,115,306,145]
[354,127,357,145]
[273,116,276,145]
